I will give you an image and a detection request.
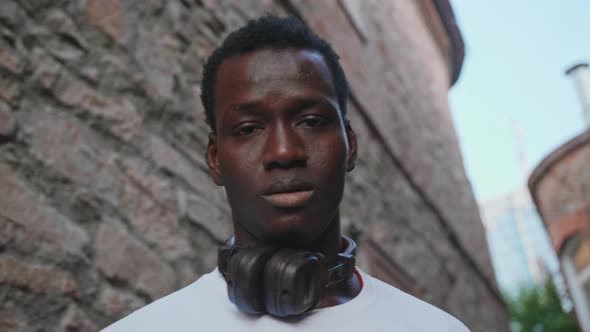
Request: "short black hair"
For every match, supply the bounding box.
[200,15,349,131]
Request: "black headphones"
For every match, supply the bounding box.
[217,236,356,317]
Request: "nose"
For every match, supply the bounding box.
[262,122,308,170]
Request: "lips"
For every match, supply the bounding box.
[261,178,315,208]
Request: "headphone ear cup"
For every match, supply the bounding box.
[226,247,277,314]
[263,249,323,317]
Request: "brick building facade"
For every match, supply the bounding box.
[529,129,590,330]
[0,0,508,330]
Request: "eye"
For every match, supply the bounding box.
[233,124,262,136]
[299,116,328,128]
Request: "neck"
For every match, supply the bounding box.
[233,214,342,259]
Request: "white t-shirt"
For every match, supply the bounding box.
[103,268,470,331]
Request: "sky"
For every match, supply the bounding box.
[448,1,590,202]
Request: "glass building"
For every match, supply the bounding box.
[480,187,560,297]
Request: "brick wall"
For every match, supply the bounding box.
[530,129,590,252]
[0,0,508,330]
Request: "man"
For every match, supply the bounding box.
[104,16,470,331]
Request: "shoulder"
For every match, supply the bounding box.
[360,270,470,332]
[101,269,228,331]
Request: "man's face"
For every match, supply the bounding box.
[206,48,356,246]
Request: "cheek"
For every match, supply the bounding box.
[218,149,258,187]
[307,136,348,172]
[219,138,264,173]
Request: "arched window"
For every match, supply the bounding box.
[561,234,590,330]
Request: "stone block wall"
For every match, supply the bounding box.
[0,0,508,330]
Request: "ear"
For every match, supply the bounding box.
[206,132,224,186]
[345,119,357,172]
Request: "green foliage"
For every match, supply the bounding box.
[507,280,578,332]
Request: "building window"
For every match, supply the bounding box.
[562,235,590,330]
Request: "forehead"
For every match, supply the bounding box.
[214,48,337,112]
[224,48,332,82]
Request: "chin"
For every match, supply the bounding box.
[256,216,322,248]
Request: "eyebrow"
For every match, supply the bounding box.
[287,97,340,116]
[290,97,323,111]
[227,102,261,114]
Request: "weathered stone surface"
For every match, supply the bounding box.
[0,46,24,75]
[0,163,89,264]
[31,49,62,90]
[0,75,20,103]
[119,157,177,211]
[0,1,22,28]
[99,54,146,92]
[17,110,124,206]
[0,255,78,296]
[182,190,232,242]
[59,304,97,332]
[134,30,180,100]
[148,134,212,191]
[190,85,206,122]
[45,37,85,61]
[96,285,146,319]
[19,0,54,13]
[53,73,141,140]
[41,9,88,61]
[176,262,199,289]
[444,269,507,331]
[118,157,193,260]
[95,221,176,300]
[0,309,27,332]
[86,0,124,43]
[0,106,17,141]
